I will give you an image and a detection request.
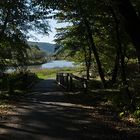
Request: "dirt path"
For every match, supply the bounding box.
[0,79,139,140]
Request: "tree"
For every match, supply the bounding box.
[113,0,140,64]
[55,25,92,80]
[48,0,107,87]
[0,0,49,71]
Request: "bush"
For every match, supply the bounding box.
[134,110,140,118]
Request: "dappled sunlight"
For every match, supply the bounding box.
[0,78,139,139]
[1,0,140,139]
[0,95,139,140]
[36,101,95,109]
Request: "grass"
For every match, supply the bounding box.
[31,67,81,79]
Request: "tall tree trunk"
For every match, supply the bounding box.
[84,19,106,87]
[85,58,90,80]
[77,2,106,87]
[87,45,92,80]
[83,45,92,80]
[116,0,140,65]
[111,50,120,84]
[86,46,91,80]
[111,7,136,110]
[110,8,127,85]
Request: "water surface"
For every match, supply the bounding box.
[41,60,75,69]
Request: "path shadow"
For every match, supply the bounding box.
[0,102,129,140]
[0,79,139,140]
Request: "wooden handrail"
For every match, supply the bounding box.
[69,73,87,82]
[56,72,88,92]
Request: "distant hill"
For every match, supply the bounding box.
[28,41,61,55]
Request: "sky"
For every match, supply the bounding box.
[28,19,67,44]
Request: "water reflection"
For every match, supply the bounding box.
[41,60,74,69]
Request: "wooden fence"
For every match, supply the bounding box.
[56,73,88,92]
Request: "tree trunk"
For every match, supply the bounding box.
[111,7,136,110]
[77,2,106,88]
[110,7,127,85]
[111,8,127,85]
[111,50,120,84]
[84,19,106,87]
[86,60,90,80]
[116,0,140,65]
[87,46,92,80]
[83,45,91,80]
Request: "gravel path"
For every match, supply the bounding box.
[0,79,139,140]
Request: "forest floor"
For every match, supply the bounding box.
[0,79,140,140]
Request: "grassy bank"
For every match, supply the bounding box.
[31,67,81,79]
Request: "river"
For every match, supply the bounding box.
[41,60,75,69]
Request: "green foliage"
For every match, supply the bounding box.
[0,0,140,121]
[134,110,140,118]
[0,0,50,72]
[119,112,125,118]
[0,72,38,95]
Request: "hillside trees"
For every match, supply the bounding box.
[28,45,47,64]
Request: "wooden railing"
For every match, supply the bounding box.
[56,73,88,92]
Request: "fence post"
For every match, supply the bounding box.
[56,73,58,82]
[57,73,61,85]
[65,73,69,91]
[69,75,73,91]
[62,73,63,85]
[83,81,88,93]
[56,73,87,92]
